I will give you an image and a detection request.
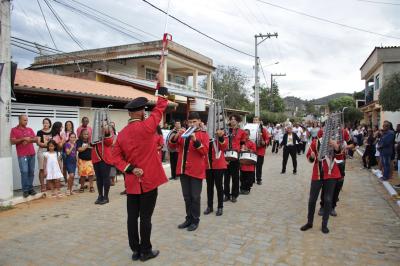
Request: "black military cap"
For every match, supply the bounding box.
[124,97,149,112]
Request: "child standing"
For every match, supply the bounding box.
[239,129,257,195]
[64,133,77,196]
[77,129,95,193]
[43,140,64,198]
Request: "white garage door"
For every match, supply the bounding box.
[11,103,80,190]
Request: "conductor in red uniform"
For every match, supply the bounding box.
[253,117,270,185]
[169,112,209,232]
[300,129,342,234]
[112,67,168,262]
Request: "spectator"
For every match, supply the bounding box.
[362,129,376,169]
[395,124,400,171]
[77,117,93,142]
[76,129,95,193]
[43,140,64,198]
[36,118,52,192]
[374,130,382,171]
[378,121,395,181]
[10,115,38,198]
[64,133,78,196]
[51,121,66,183]
[62,120,75,182]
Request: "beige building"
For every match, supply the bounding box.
[360,46,400,127]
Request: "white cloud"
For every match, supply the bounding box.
[10,0,400,100]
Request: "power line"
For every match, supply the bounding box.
[258,58,268,86]
[11,43,42,55]
[357,0,400,5]
[36,0,58,49]
[255,0,400,40]
[142,0,255,57]
[42,0,85,49]
[65,0,158,39]
[50,0,145,42]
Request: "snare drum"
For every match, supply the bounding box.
[239,151,257,165]
[224,149,238,161]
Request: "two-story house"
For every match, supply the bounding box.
[28,40,216,122]
[360,46,400,127]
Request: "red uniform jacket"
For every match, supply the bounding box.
[206,136,228,170]
[335,128,352,161]
[228,127,247,152]
[112,96,168,194]
[256,127,271,156]
[169,129,209,179]
[306,139,341,180]
[240,139,256,172]
[91,135,114,165]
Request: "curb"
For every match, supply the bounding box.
[0,192,46,207]
[357,148,400,207]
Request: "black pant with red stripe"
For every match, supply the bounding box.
[224,160,240,198]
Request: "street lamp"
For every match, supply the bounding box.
[263,61,279,68]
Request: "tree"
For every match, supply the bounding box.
[379,72,400,111]
[353,90,364,100]
[328,96,355,112]
[259,83,285,113]
[208,65,251,110]
[305,101,319,117]
[343,106,363,126]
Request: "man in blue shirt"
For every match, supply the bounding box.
[378,120,395,181]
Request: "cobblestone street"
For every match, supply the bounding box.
[0,153,399,266]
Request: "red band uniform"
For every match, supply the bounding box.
[255,126,270,184]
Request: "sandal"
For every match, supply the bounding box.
[66,191,71,196]
[89,187,95,193]
[79,188,84,193]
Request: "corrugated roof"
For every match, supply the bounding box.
[15,69,176,106]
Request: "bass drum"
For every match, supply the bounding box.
[239,151,257,165]
[224,149,238,161]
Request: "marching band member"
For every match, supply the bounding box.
[169,112,209,232]
[112,66,168,262]
[318,127,354,216]
[168,121,181,180]
[280,125,301,174]
[204,129,227,216]
[253,117,270,185]
[300,129,342,234]
[239,129,257,194]
[224,114,247,203]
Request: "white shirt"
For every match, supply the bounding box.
[287,133,294,146]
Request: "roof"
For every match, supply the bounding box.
[360,46,400,70]
[14,69,177,106]
[30,40,215,70]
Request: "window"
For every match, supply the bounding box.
[175,75,186,85]
[167,74,172,82]
[145,68,158,81]
[375,74,380,91]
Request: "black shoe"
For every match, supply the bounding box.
[231,196,237,203]
[187,223,199,231]
[321,226,330,234]
[131,251,140,261]
[29,190,37,196]
[223,195,231,202]
[23,191,29,198]
[242,190,250,195]
[318,208,323,216]
[203,207,213,215]
[169,177,176,180]
[256,180,262,185]
[293,171,297,175]
[330,209,337,217]
[280,171,286,174]
[300,223,313,231]
[100,198,109,205]
[140,250,159,262]
[239,189,245,195]
[178,219,192,229]
[216,208,223,216]
[120,190,127,195]
[95,197,103,204]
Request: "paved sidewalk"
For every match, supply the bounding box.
[0,153,399,265]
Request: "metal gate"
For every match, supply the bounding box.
[11,103,80,190]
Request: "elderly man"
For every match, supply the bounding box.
[10,115,38,198]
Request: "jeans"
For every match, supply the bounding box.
[381,155,391,180]
[18,155,35,193]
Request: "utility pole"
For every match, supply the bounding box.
[270,73,286,111]
[0,0,13,202]
[254,32,278,117]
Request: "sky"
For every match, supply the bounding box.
[10,0,400,100]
